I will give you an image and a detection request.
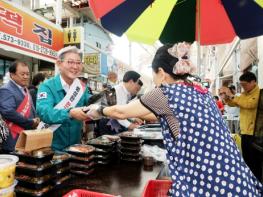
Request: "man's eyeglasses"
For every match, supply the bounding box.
[62,60,84,66]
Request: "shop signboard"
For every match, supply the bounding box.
[63,26,84,50]
[84,53,100,75]
[0,0,63,62]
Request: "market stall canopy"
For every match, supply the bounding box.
[88,0,263,45]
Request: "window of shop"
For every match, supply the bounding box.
[0,58,13,83]
[38,60,55,78]
[96,42,101,49]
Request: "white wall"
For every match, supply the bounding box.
[83,22,112,54]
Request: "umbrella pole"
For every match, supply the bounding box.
[197,0,201,77]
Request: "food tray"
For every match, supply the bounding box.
[17,161,52,170]
[94,147,114,154]
[16,162,54,177]
[11,148,54,165]
[119,142,142,150]
[70,155,95,165]
[16,174,53,183]
[52,152,71,161]
[120,154,142,162]
[70,161,95,171]
[70,168,94,176]
[16,176,52,190]
[119,144,141,151]
[87,138,115,149]
[121,156,142,162]
[101,135,120,142]
[120,140,143,146]
[94,153,111,160]
[120,151,141,157]
[95,155,114,165]
[119,146,141,153]
[96,159,111,165]
[120,153,141,159]
[96,154,112,160]
[65,144,95,157]
[56,166,71,178]
[52,159,70,170]
[119,131,141,141]
[54,175,71,186]
[15,185,53,197]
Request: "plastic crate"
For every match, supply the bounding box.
[142,180,172,197]
[63,189,116,197]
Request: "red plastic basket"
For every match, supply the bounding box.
[63,189,116,197]
[142,180,172,197]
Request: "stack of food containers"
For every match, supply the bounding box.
[12,148,55,196]
[0,155,18,197]
[51,152,71,187]
[119,132,142,162]
[65,144,96,176]
[87,136,118,165]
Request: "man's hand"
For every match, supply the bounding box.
[85,104,103,120]
[32,118,40,129]
[69,107,90,121]
[133,118,144,125]
[219,87,234,99]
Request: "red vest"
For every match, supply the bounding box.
[5,89,31,138]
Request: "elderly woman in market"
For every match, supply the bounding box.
[86,42,263,196]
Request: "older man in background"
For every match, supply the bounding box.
[95,71,143,136]
[36,46,91,151]
[0,60,39,153]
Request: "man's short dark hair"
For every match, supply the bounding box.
[9,60,27,74]
[239,71,257,82]
[32,73,46,86]
[123,71,140,83]
[138,79,143,86]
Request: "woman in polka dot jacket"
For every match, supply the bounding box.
[86,42,263,196]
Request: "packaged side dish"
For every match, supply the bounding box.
[0,155,18,188]
[0,180,17,197]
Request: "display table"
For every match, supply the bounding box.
[50,161,162,197]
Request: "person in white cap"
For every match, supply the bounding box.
[36,46,91,151]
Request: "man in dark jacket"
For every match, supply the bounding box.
[0,60,39,152]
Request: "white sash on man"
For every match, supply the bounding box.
[37,78,84,132]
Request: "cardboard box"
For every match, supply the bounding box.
[15,129,53,152]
